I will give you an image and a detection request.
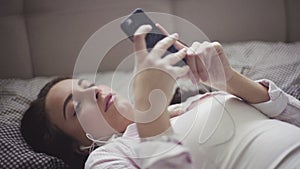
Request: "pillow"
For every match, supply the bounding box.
[0,78,69,168]
[224,41,300,100]
[0,78,50,125]
[0,122,68,168]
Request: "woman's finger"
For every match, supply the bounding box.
[190,41,201,54]
[133,25,152,57]
[156,23,186,50]
[163,48,187,65]
[186,55,198,81]
[150,33,178,58]
[195,54,208,82]
[186,43,200,81]
[169,65,190,78]
[155,23,170,36]
[193,42,209,82]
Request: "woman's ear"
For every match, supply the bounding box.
[72,142,89,155]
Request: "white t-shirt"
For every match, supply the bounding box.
[85,79,300,169]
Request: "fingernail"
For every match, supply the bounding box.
[171,33,178,39]
[145,24,152,29]
[200,72,207,82]
[187,48,193,55]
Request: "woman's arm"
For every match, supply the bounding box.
[132,25,189,138]
[124,25,194,169]
[225,69,270,104]
[184,41,300,127]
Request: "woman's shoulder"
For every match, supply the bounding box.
[86,137,139,167]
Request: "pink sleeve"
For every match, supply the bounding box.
[134,135,193,169]
[252,79,300,127]
[85,147,138,169]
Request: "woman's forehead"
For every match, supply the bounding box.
[51,79,76,92]
[47,78,98,99]
[45,79,75,109]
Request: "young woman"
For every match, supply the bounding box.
[21,25,300,169]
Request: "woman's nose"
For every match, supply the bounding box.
[98,85,112,93]
[93,87,102,100]
[74,87,102,101]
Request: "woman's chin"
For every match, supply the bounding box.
[114,96,134,122]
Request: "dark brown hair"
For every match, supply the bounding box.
[21,77,88,169]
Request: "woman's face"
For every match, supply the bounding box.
[45,79,134,146]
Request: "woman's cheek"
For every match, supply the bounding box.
[114,97,134,121]
[77,103,116,139]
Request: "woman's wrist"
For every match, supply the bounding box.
[225,69,239,90]
[225,70,270,104]
[133,75,174,138]
[136,109,172,138]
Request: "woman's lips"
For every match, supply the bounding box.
[104,93,114,112]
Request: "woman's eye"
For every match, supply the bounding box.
[78,79,95,89]
[74,102,81,116]
[87,83,95,88]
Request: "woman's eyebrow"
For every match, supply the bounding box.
[78,79,95,88]
[63,93,73,120]
[78,79,84,86]
[62,79,93,119]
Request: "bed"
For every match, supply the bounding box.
[1,0,299,168]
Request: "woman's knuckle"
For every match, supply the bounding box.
[192,41,200,46]
[133,34,143,40]
[158,40,169,48]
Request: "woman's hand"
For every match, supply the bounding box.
[186,41,234,90]
[132,25,189,138]
[156,23,234,90]
[188,42,270,103]
[133,25,189,107]
[157,23,270,103]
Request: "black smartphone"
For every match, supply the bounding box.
[120,8,186,66]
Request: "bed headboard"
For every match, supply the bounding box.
[1,0,299,78]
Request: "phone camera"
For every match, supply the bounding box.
[126,19,132,26]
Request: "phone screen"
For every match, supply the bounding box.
[121,8,186,66]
